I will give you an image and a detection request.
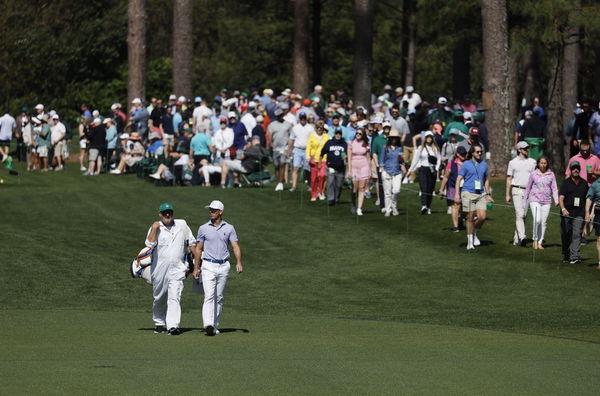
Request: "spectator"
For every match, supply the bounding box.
[455,145,494,250]
[439,146,468,232]
[400,86,422,111]
[287,112,314,192]
[85,118,106,175]
[559,161,588,264]
[36,115,52,172]
[306,120,330,201]
[523,156,558,250]
[104,118,118,169]
[220,136,267,187]
[458,127,486,158]
[407,131,441,215]
[320,128,347,206]
[269,109,293,191]
[379,130,406,216]
[347,127,371,215]
[50,114,66,171]
[251,114,267,148]
[16,107,33,169]
[0,108,16,166]
[565,140,600,186]
[506,141,537,246]
[110,133,145,174]
[519,109,546,160]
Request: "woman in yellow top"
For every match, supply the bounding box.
[306,120,330,201]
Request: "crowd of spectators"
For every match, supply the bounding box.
[3,84,600,268]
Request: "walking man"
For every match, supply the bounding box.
[506,141,536,246]
[193,200,243,336]
[455,145,494,250]
[559,162,588,264]
[145,203,197,335]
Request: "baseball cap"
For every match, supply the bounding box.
[438,97,448,105]
[463,111,472,119]
[52,114,60,120]
[178,96,186,103]
[298,112,307,119]
[132,98,142,104]
[169,94,177,100]
[227,111,237,119]
[570,161,581,170]
[35,104,44,110]
[449,128,459,136]
[93,118,101,124]
[111,103,118,110]
[524,110,533,116]
[303,99,311,106]
[468,127,479,135]
[205,200,224,211]
[159,202,174,212]
[194,96,202,103]
[516,141,529,149]
[274,108,284,117]
[406,86,414,93]
[456,146,468,155]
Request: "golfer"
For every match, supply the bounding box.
[145,203,197,336]
[193,200,243,336]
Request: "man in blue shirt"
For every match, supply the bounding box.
[192,200,243,336]
[454,145,494,250]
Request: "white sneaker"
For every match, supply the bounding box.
[318,193,325,200]
[149,173,161,180]
[275,182,283,191]
[310,197,317,202]
[381,207,387,213]
[447,207,452,215]
[466,243,475,250]
[110,169,122,175]
[426,208,431,215]
[392,208,399,216]
[384,210,391,217]
[356,208,363,216]
[375,199,380,206]
[402,177,409,184]
[80,166,87,171]
[473,234,481,246]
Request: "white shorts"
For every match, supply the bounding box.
[163,134,175,146]
[38,146,48,158]
[79,139,87,149]
[224,159,248,173]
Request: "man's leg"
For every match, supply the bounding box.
[334,171,344,202]
[213,263,230,329]
[512,190,527,244]
[570,217,584,261]
[201,263,218,328]
[152,272,168,329]
[220,161,230,186]
[560,217,571,260]
[382,171,392,214]
[165,275,185,330]
[291,166,299,190]
[326,171,336,203]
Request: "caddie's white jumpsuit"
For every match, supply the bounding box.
[145,219,196,329]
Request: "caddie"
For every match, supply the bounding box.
[193,200,243,336]
[145,203,197,336]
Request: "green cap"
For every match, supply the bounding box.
[159,202,174,212]
[453,110,464,117]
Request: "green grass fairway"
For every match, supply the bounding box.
[1,163,600,394]
[2,310,599,395]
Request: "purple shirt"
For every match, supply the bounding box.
[196,220,238,261]
[523,169,559,207]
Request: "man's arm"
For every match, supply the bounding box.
[231,241,243,273]
[506,176,513,203]
[454,175,463,203]
[559,195,569,216]
[485,178,494,202]
[192,241,204,279]
[145,222,161,247]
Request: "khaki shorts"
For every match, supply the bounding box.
[461,191,487,212]
[163,134,175,147]
[38,145,48,158]
[88,148,100,162]
[54,142,64,157]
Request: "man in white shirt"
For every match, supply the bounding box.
[240,107,257,137]
[506,141,537,245]
[282,104,297,126]
[287,112,315,192]
[192,97,213,134]
[144,203,197,336]
[0,108,16,163]
[400,86,422,111]
[50,114,66,170]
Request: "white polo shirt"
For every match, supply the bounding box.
[290,123,314,149]
[507,156,536,188]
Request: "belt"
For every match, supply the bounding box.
[203,258,228,264]
[512,185,526,189]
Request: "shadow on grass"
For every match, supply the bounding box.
[137,327,250,334]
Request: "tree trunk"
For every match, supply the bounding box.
[594,46,600,99]
[172,0,193,100]
[353,0,375,110]
[481,0,511,176]
[452,39,470,101]
[311,0,322,86]
[402,0,416,87]
[522,48,540,106]
[547,47,565,174]
[127,0,146,107]
[293,0,310,97]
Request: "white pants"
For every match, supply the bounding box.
[512,188,528,243]
[530,202,551,242]
[202,164,222,183]
[152,263,186,329]
[382,171,402,213]
[201,260,230,328]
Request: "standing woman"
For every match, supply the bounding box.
[78,115,89,171]
[523,156,558,249]
[306,120,330,201]
[407,131,441,214]
[379,130,407,216]
[347,127,371,215]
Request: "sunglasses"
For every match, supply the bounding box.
[160,211,173,217]
[473,151,482,154]
[209,208,220,213]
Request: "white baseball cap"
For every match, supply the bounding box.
[132,98,142,104]
[93,118,101,124]
[35,104,44,110]
[178,96,186,103]
[169,94,177,100]
[111,104,118,110]
[438,97,447,105]
[205,200,224,211]
[227,111,237,119]
[52,114,60,120]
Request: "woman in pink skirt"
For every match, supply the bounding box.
[347,127,371,215]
